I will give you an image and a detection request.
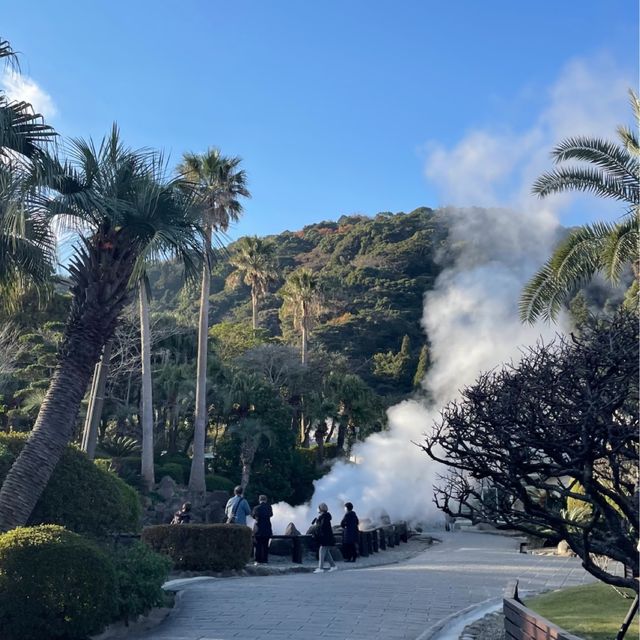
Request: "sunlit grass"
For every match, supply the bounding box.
[525,583,638,640]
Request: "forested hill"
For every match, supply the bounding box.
[148,206,448,398]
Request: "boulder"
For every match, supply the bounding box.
[556,540,575,556]
[157,476,178,502]
[285,522,301,536]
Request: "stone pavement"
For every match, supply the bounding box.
[127,532,592,640]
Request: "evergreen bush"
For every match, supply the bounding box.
[142,524,252,570]
[156,462,185,484]
[205,473,235,492]
[0,433,140,537]
[0,525,118,640]
[111,541,171,622]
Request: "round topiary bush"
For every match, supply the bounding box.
[0,525,118,640]
[0,433,141,538]
[205,473,235,492]
[142,524,252,571]
[155,462,185,484]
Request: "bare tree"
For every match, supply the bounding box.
[422,311,639,593]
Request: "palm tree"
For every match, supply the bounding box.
[0,39,57,309]
[280,268,322,365]
[520,90,640,323]
[138,277,155,489]
[0,127,203,531]
[228,417,274,491]
[226,236,277,331]
[178,149,250,494]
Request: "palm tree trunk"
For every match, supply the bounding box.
[139,282,155,490]
[0,236,136,532]
[81,340,112,460]
[251,288,258,331]
[189,227,211,493]
[301,320,307,365]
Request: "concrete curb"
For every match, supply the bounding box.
[414,596,502,640]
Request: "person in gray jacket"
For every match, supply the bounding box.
[225,486,251,525]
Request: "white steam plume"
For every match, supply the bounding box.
[270,55,632,534]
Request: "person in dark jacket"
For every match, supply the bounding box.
[171,502,192,524]
[340,502,359,562]
[312,503,337,573]
[252,495,273,564]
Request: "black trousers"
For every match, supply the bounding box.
[255,536,270,563]
[342,542,357,561]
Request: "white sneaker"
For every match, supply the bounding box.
[328,566,338,572]
[313,568,324,574]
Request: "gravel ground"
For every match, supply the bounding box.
[459,611,505,640]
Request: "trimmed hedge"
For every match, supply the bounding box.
[0,433,141,537]
[142,524,252,571]
[0,525,118,640]
[156,462,185,484]
[205,473,235,492]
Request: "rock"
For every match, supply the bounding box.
[556,540,575,556]
[157,476,177,501]
[285,522,301,536]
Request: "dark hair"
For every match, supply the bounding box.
[234,486,243,495]
[345,502,353,511]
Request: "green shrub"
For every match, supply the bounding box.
[205,473,235,492]
[156,462,185,484]
[0,433,141,537]
[0,525,118,640]
[142,524,252,571]
[111,541,171,622]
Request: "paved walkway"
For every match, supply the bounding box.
[128,532,592,640]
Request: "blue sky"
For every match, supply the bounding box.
[2,1,638,239]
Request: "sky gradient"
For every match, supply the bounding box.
[2,1,638,239]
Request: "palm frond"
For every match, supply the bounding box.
[550,136,638,187]
[601,215,639,281]
[533,166,639,206]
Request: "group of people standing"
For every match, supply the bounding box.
[177,486,360,571]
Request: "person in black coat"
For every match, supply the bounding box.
[340,502,359,562]
[312,503,337,573]
[252,495,273,564]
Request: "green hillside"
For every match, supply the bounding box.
[148,206,447,398]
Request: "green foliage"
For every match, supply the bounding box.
[413,343,429,388]
[209,321,270,361]
[0,525,118,640]
[111,541,171,622]
[0,433,140,537]
[205,474,235,492]
[141,524,252,570]
[155,462,185,484]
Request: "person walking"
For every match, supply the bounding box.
[225,486,251,525]
[252,494,273,564]
[312,503,337,573]
[340,502,359,562]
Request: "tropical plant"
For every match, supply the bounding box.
[520,90,640,323]
[228,417,274,490]
[226,235,277,330]
[0,127,203,531]
[0,39,57,310]
[178,148,250,493]
[280,268,322,365]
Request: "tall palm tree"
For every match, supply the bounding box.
[228,417,273,491]
[280,268,322,365]
[226,236,277,330]
[0,127,203,531]
[178,149,250,493]
[520,90,640,323]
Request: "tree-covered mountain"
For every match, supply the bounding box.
[147,206,448,398]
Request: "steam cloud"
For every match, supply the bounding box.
[270,55,632,533]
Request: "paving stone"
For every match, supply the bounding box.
[125,531,593,640]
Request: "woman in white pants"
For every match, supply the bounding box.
[312,503,337,573]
